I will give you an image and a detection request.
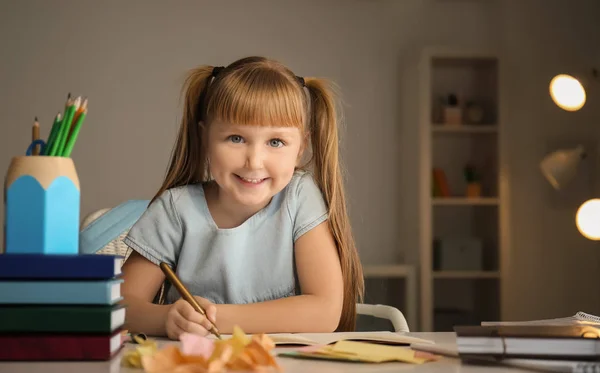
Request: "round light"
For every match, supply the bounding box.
[549,74,586,111]
[576,199,600,240]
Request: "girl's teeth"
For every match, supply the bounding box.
[241,177,262,184]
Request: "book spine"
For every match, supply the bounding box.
[0,279,122,305]
[0,334,120,361]
[0,255,121,279]
[0,306,122,333]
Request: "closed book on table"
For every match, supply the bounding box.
[0,304,125,333]
[455,324,600,360]
[0,330,123,361]
[0,254,123,279]
[0,279,123,305]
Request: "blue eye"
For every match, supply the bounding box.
[269,139,284,148]
[229,135,243,143]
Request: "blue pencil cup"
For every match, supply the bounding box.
[4,156,80,254]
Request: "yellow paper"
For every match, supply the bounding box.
[121,335,159,368]
[331,340,427,364]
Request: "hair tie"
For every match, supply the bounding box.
[212,66,225,78]
[296,76,305,87]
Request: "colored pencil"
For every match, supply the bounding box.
[68,97,87,140]
[31,93,89,158]
[50,96,80,156]
[43,113,62,155]
[62,108,87,157]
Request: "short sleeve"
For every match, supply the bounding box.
[123,189,183,267]
[290,173,329,241]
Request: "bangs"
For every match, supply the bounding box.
[206,68,306,128]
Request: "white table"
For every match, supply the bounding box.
[0,332,536,373]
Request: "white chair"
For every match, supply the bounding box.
[356,303,409,332]
[81,208,410,332]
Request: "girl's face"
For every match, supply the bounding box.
[206,121,304,209]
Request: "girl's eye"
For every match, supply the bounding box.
[229,135,243,143]
[269,139,284,148]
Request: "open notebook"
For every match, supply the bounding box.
[481,312,600,327]
[211,331,434,346]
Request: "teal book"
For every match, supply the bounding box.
[0,279,123,305]
[0,304,125,333]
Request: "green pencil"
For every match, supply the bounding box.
[50,97,79,156]
[62,109,87,157]
[42,112,62,156]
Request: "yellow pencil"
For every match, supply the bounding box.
[32,117,40,155]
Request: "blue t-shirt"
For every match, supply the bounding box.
[123,170,328,305]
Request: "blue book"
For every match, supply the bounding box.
[0,279,123,305]
[0,254,123,279]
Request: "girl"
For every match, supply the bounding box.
[121,56,364,339]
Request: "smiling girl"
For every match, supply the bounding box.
[120,56,364,340]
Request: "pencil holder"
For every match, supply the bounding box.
[4,156,80,254]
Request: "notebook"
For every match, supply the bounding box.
[462,356,600,373]
[213,331,435,346]
[454,324,600,360]
[481,312,600,327]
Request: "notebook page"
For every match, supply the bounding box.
[268,331,435,346]
[211,331,435,346]
[481,311,600,327]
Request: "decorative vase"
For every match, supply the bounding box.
[466,182,482,198]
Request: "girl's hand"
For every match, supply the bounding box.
[165,296,217,340]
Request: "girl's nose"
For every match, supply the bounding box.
[245,146,264,170]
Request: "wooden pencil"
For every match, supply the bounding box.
[32,117,40,155]
[159,262,222,339]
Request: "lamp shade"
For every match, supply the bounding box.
[576,199,600,240]
[549,74,586,111]
[540,145,586,190]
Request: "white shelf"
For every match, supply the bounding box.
[433,271,501,279]
[432,124,497,134]
[432,197,499,206]
[419,47,505,332]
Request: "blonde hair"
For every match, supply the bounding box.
[153,56,364,331]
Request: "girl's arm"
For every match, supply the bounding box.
[215,220,344,333]
[120,251,171,335]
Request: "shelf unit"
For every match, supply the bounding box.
[418,47,507,332]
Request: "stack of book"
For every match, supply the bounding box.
[454,313,600,372]
[0,253,125,361]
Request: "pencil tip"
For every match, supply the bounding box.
[34,116,38,121]
[67,92,71,99]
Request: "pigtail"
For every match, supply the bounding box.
[151,66,214,204]
[305,78,364,331]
